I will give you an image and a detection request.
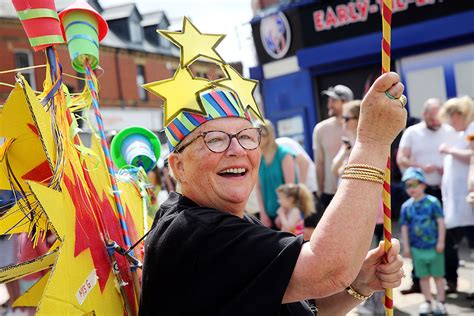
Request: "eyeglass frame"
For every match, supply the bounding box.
[174,127,262,153]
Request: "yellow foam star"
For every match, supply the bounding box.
[143,67,211,126]
[159,17,225,67]
[216,64,264,122]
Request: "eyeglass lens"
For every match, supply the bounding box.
[203,128,261,153]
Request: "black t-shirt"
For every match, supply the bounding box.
[140,192,315,316]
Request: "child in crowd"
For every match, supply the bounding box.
[400,167,447,315]
[276,183,315,238]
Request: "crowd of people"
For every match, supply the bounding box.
[1,72,472,315]
[138,75,474,315]
[396,96,474,314]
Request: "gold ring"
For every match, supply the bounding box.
[398,95,407,108]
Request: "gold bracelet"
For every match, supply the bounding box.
[343,170,385,182]
[346,284,374,301]
[341,174,384,184]
[343,168,384,176]
[344,164,385,175]
[343,169,385,179]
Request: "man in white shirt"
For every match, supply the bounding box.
[396,97,456,294]
[397,98,456,200]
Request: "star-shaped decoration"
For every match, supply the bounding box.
[143,67,211,126]
[0,76,54,238]
[27,156,139,314]
[159,17,226,68]
[216,64,264,122]
[0,57,146,315]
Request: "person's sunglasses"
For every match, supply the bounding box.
[175,127,262,153]
[405,181,420,189]
[342,116,358,122]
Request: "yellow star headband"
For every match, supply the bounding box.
[142,17,264,151]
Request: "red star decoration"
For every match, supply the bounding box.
[63,169,111,292]
[21,160,52,184]
[81,166,138,314]
[19,125,52,184]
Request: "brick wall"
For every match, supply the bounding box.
[0,18,234,111]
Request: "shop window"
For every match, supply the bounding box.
[405,67,446,118]
[136,65,148,101]
[455,60,474,98]
[14,51,36,90]
[399,44,473,118]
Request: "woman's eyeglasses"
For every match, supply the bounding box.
[342,116,358,122]
[404,181,420,189]
[175,127,262,153]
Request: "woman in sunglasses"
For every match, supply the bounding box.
[331,100,361,179]
[140,72,407,316]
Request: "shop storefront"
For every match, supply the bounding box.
[250,0,474,155]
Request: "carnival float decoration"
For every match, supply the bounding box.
[0,1,157,314]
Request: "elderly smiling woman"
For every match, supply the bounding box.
[139,19,406,316]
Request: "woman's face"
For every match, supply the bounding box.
[448,112,467,131]
[170,117,261,216]
[342,109,358,134]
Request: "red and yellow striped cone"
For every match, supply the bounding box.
[12,0,64,51]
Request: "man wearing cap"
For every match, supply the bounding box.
[312,84,354,216]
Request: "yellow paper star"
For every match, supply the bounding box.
[216,64,264,122]
[143,67,211,126]
[159,17,226,67]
